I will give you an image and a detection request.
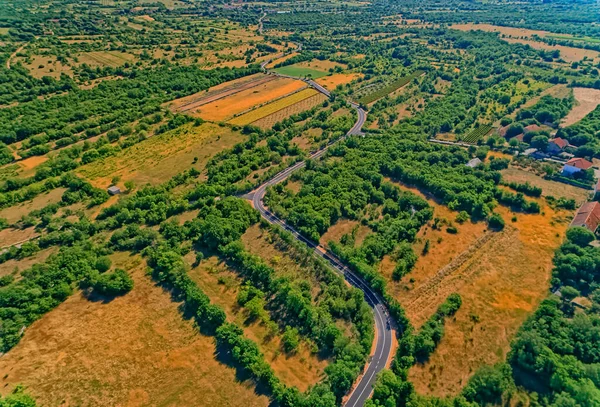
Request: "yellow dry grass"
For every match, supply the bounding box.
[185,254,328,391]
[196,77,307,122]
[316,73,363,90]
[297,59,347,71]
[385,181,573,397]
[0,252,270,407]
[320,219,372,249]
[0,187,66,224]
[19,55,73,79]
[229,88,318,126]
[501,167,591,204]
[266,52,299,68]
[77,122,244,188]
[77,51,137,68]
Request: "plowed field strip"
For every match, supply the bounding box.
[228,88,318,126]
[176,75,278,113]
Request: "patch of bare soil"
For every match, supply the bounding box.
[561,87,600,126]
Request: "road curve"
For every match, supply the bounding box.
[249,45,391,405]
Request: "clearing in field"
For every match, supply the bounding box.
[319,219,372,249]
[19,54,73,79]
[185,253,328,392]
[195,77,307,122]
[316,73,363,90]
[296,59,347,72]
[273,64,329,79]
[229,88,320,126]
[0,187,66,224]
[385,181,573,397]
[77,51,137,68]
[0,252,269,407]
[561,87,600,126]
[77,122,245,188]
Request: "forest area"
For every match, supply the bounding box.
[0,0,599,406]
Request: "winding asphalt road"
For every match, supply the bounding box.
[247,39,391,406]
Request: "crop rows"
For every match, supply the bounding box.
[228,88,318,126]
[252,93,327,129]
[463,124,493,144]
[357,70,424,105]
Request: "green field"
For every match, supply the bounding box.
[273,65,328,79]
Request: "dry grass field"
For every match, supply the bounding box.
[77,122,245,188]
[380,180,573,397]
[451,24,600,63]
[561,87,600,126]
[77,51,137,67]
[315,73,363,90]
[0,252,270,407]
[320,219,372,249]
[0,187,66,224]
[501,166,591,203]
[167,73,275,114]
[195,77,307,122]
[296,59,347,72]
[19,54,73,79]
[185,253,328,391]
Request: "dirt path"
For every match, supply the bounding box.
[6,43,27,69]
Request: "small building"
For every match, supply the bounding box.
[107,186,121,195]
[570,201,600,233]
[466,158,482,168]
[523,124,544,134]
[547,137,569,154]
[562,157,593,175]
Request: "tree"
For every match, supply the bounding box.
[488,213,505,230]
[566,226,595,247]
[282,326,300,354]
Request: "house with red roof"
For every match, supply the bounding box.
[548,137,569,154]
[523,124,544,134]
[570,201,600,233]
[562,157,593,175]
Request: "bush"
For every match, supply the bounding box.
[488,213,505,230]
[85,268,134,297]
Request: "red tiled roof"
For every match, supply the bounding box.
[524,124,544,133]
[550,137,569,149]
[565,157,593,170]
[571,201,600,232]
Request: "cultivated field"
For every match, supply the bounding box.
[252,93,327,129]
[195,77,307,122]
[77,122,245,187]
[229,88,320,126]
[77,51,137,67]
[561,87,600,126]
[0,252,270,407]
[167,73,277,114]
[274,65,328,79]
